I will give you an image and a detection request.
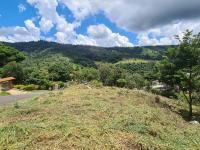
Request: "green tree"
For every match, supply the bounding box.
[98,63,124,86]
[48,60,73,82]
[73,67,100,82]
[159,30,200,120]
[0,44,25,67]
[2,61,24,83]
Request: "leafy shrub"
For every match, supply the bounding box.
[23,84,39,91]
[117,79,127,87]
[14,84,39,91]
[14,85,25,90]
[73,67,100,82]
[89,80,103,88]
[124,73,147,89]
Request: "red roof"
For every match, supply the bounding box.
[0,77,16,83]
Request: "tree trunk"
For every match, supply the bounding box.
[188,91,193,121]
[188,67,193,121]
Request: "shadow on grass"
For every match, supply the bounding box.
[178,109,200,122]
[156,100,200,122]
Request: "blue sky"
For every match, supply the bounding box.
[0,0,200,47]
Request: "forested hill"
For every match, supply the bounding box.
[3,41,172,63]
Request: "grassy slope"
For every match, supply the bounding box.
[116,58,150,64]
[0,85,199,150]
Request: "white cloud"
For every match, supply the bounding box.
[27,0,59,23]
[27,0,79,44]
[3,0,200,46]
[26,0,132,46]
[39,18,54,33]
[0,20,40,42]
[87,24,133,47]
[25,19,40,40]
[59,0,99,21]
[58,0,200,31]
[59,0,200,45]
[18,4,26,13]
[75,34,97,46]
[137,20,200,45]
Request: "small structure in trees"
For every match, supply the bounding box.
[0,77,16,91]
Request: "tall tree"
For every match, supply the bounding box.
[2,61,24,83]
[0,44,25,67]
[159,30,200,120]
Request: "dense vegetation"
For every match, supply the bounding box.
[1,41,162,90]
[0,44,25,67]
[158,30,200,120]
[4,41,169,66]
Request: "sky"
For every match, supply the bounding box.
[0,0,200,47]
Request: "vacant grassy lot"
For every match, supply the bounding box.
[0,85,199,150]
[116,58,150,64]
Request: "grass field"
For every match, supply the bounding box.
[0,91,10,96]
[116,58,150,64]
[0,84,199,149]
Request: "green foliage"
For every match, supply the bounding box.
[89,80,103,88]
[0,44,25,67]
[48,60,73,82]
[116,79,127,87]
[14,85,25,90]
[14,84,40,91]
[0,91,10,96]
[0,41,169,91]
[98,63,125,86]
[159,30,200,120]
[124,73,148,89]
[73,67,100,82]
[98,63,149,89]
[116,62,156,81]
[2,61,24,83]
[5,41,167,65]
[22,84,40,91]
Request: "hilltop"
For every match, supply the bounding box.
[0,84,199,149]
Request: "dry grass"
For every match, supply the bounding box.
[0,84,199,150]
[116,58,150,64]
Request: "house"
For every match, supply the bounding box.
[0,77,16,91]
[152,80,168,91]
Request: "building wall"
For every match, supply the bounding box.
[0,81,13,91]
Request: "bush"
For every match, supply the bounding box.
[117,79,127,87]
[14,85,25,90]
[14,84,39,91]
[89,80,103,88]
[23,84,39,91]
[124,73,147,89]
[73,68,100,82]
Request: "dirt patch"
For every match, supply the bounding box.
[7,89,28,95]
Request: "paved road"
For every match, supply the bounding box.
[0,92,45,105]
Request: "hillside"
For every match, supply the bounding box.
[0,84,199,149]
[3,41,171,64]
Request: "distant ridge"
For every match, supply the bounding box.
[3,40,174,63]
